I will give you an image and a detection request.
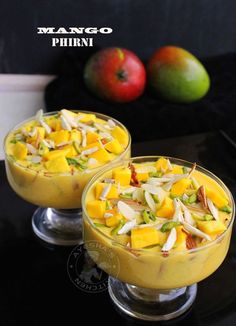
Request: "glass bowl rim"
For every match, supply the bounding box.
[82,155,235,255]
[4,109,131,176]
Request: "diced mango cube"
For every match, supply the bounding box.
[105,139,123,154]
[156,197,174,218]
[131,227,159,249]
[78,113,96,123]
[44,156,70,173]
[62,145,77,157]
[86,132,100,144]
[89,148,111,163]
[172,165,183,174]
[43,149,70,161]
[84,141,103,150]
[48,130,70,145]
[197,221,226,235]
[95,183,119,199]
[12,142,28,160]
[86,200,106,219]
[206,188,228,208]
[70,130,81,143]
[175,226,187,250]
[156,157,169,172]
[171,178,192,197]
[111,126,128,147]
[105,214,122,227]
[112,167,131,186]
[136,172,149,182]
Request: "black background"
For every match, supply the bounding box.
[1,0,236,74]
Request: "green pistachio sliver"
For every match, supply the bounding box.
[149,171,163,177]
[192,213,204,221]
[220,205,232,214]
[66,157,79,166]
[120,193,133,199]
[152,194,159,203]
[142,210,150,224]
[149,211,156,221]
[10,139,18,144]
[73,141,81,154]
[94,223,108,228]
[182,166,188,174]
[204,214,214,221]
[161,221,180,232]
[188,193,197,204]
[105,200,112,210]
[111,219,125,235]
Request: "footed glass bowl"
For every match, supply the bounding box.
[82,156,235,321]
[4,111,131,245]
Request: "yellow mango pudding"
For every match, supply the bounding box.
[4,109,131,245]
[82,156,235,321]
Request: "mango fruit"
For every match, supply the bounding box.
[44,156,70,173]
[86,200,106,219]
[197,220,226,235]
[171,178,192,197]
[156,197,174,218]
[206,188,228,208]
[112,167,131,186]
[12,142,28,160]
[147,46,210,103]
[131,227,160,249]
[104,139,123,154]
[95,183,119,199]
[111,126,129,147]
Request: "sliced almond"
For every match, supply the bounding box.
[179,200,195,225]
[61,109,78,128]
[132,188,144,203]
[162,227,177,251]
[136,166,157,173]
[104,213,113,218]
[60,115,72,131]
[117,201,136,220]
[197,185,208,210]
[144,191,156,212]
[81,146,98,156]
[207,198,219,220]
[100,183,112,200]
[118,219,137,235]
[81,129,87,147]
[183,222,211,241]
[107,119,116,128]
[172,199,184,223]
[26,143,37,154]
[31,155,42,164]
[162,174,188,191]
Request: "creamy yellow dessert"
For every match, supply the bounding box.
[83,157,234,289]
[5,109,130,208]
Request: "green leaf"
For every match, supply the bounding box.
[161,221,180,232]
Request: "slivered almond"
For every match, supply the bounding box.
[100,183,112,200]
[162,227,177,251]
[117,201,136,220]
[144,191,156,212]
[81,146,98,156]
[183,222,211,241]
[60,115,72,131]
[136,166,156,173]
[81,129,87,147]
[118,220,137,235]
[207,198,219,220]
[197,185,208,210]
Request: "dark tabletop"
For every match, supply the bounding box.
[0,131,236,326]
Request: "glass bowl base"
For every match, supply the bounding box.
[108,277,197,321]
[32,207,83,246]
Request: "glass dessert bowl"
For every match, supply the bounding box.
[82,156,235,321]
[4,109,131,245]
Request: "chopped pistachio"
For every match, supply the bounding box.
[161,221,180,232]
[188,193,197,204]
[204,214,214,221]
[111,219,126,235]
[182,166,188,174]
[94,223,108,228]
[10,139,18,144]
[66,157,79,166]
[220,205,232,214]
[73,141,81,154]
[149,211,156,221]
[142,210,150,224]
[152,194,159,203]
[120,193,133,199]
[149,171,163,177]
[105,200,112,210]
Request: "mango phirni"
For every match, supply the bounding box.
[5,109,130,208]
[83,157,234,289]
